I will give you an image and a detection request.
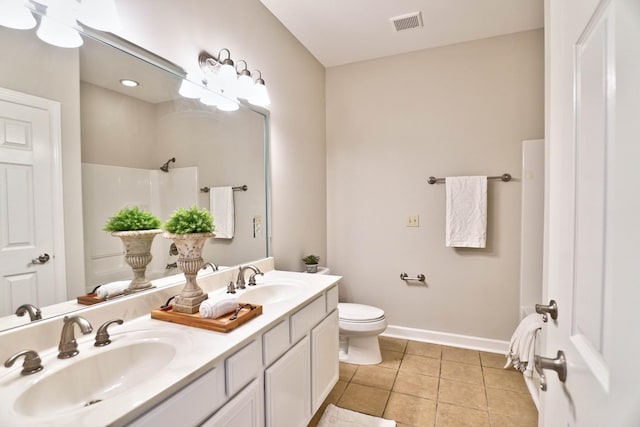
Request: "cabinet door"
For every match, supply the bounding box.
[265,335,311,427]
[311,310,339,413]
[202,378,263,427]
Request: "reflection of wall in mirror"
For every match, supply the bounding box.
[80,81,267,274]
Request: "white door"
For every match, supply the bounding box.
[542,0,640,425]
[0,88,66,316]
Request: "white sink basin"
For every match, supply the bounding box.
[238,280,304,305]
[14,341,175,417]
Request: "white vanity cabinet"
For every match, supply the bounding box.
[264,285,339,427]
[202,378,264,427]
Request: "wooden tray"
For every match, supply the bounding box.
[150,303,263,333]
[77,293,106,305]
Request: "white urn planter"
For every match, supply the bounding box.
[112,229,162,293]
[163,231,215,313]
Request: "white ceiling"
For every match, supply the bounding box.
[259,0,544,67]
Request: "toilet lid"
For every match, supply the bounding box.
[338,303,385,322]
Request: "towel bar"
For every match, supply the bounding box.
[400,273,425,282]
[427,173,511,184]
[200,185,248,193]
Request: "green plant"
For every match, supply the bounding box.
[302,254,320,265]
[164,206,214,234]
[103,206,161,232]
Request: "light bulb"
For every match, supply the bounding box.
[248,80,270,107]
[0,0,36,30]
[76,0,120,32]
[236,72,253,100]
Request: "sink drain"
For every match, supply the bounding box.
[84,399,102,407]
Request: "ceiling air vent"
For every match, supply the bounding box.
[390,11,423,32]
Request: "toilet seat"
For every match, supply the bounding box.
[338,303,385,323]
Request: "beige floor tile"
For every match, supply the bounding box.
[399,353,441,377]
[339,362,357,381]
[441,346,480,365]
[378,349,404,370]
[384,392,436,426]
[438,378,487,410]
[406,341,442,359]
[392,370,439,400]
[351,365,397,390]
[440,360,484,385]
[379,336,408,353]
[480,351,506,368]
[486,387,538,422]
[326,380,348,404]
[337,382,390,417]
[483,367,529,394]
[435,402,490,427]
[490,412,538,427]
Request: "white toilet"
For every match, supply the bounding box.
[308,267,387,365]
[337,303,387,365]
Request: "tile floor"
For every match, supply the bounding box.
[308,337,538,427]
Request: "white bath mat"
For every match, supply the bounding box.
[317,404,396,427]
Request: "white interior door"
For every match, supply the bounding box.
[0,88,66,316]
[542,0,640,425]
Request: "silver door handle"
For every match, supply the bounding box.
[535,299,558,322]
[31,253,50,264]
[534,350,567,391]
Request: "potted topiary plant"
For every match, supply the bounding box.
[104,206,162,293]
[302,254,320,273]
[163,206,215,313]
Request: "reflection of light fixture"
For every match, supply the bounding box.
[196,49,269,111]
[36,1,83,49]
[0,0,36,30]
[76,0,120,32]
[248,70,271,107]
[120,79,139,87]
[179,72,204,99]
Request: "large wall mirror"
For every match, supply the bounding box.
[0,20,270,331]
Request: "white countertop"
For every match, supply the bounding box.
[0,268,340,427]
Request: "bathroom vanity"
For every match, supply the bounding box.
[0,258,340,427]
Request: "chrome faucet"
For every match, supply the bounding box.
[94,319,124,347]
[236,265,262,290]
[201,262,219,272]
[166,262,177,270]
[58,316,93,359]
[15,303,42,322]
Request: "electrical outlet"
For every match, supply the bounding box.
[407,214,419,227]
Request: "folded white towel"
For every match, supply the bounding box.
[210,186,234,239]
[199,295,238,319]
[505,313,545,375]
[445,176,488,248]
[95,280,129,299]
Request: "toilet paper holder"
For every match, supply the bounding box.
[400,273,426,282]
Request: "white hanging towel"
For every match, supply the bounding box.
[445,176,488,248]
[504,313,545,376]
[210,186,234,239]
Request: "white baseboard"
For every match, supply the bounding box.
[382,324,510,354]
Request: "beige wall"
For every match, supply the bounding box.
[113,0,327,272]
[326,30,544,340]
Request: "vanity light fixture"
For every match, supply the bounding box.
[0,0,122,48]
[195,49,270,111]
[119,79,139,87]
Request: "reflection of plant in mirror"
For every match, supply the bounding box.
[164,206,215,234]
[103,207,161,231]
[302,254,320,265]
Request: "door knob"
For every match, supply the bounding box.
[534,350,567,391]
[31,253,50,264]
[535,299,558,322]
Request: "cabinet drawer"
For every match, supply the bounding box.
[226,339,261,397]
[263,318,290,367]
[326,285,339,312]
[290,295,325,343]
[131,364,225,426]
